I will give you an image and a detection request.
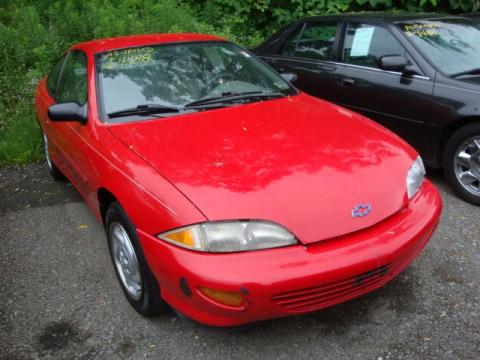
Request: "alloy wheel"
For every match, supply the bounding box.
[109,222,143,300]
[453,136,480,197]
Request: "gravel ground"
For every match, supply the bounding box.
[0,162,479,360]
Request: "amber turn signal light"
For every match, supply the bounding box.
[198,287,245,307]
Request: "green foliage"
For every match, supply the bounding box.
[190,0,480,39]
[0,0,479,166]
[0,105,43,165]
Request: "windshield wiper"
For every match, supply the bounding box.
[184,91,286,108]
[108,104,180,118]
[451,68,480,78]
[107,92,287,118]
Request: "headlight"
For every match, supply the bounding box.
[406,156,426,199]
[157,220,297,252]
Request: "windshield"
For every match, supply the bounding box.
[397,19,480,76]
[96,41,295,121]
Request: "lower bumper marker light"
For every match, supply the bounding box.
[198,287,245,307]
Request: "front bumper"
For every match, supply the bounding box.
[139,180,442,327]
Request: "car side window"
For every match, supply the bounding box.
[343,23,406,69]
[293,22,338,61]
[56,51,87,104]
[279,26,303,57]
[46,55,67,97]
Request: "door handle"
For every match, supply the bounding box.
[337,78,355,87]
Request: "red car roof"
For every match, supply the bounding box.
[72,33,226,53]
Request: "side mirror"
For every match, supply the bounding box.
[48,102,87,123]
[378,55,407,73]
[281,72,298,84]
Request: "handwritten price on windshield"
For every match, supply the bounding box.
[103,47,154,69]
[404,23,440,38]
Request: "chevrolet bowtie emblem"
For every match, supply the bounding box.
[351,204,372,218]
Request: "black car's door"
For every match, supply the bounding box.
[260,20,342,103]
[332,21,435,158]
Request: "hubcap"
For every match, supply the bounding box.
[454,136,480,197]
[43,133,53,170]
[109,222,143,300]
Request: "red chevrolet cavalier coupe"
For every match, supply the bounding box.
[35,33,442,327]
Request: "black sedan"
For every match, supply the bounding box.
[255,14,480,205]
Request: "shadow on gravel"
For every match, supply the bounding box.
[0,162,82,213]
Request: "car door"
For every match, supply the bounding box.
[45,51,95,202]
[261,20,342,103]
[332,21,434,157]
[37,54,69,168]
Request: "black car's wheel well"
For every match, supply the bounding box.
[440,116,480,160]
[98,188,118,225]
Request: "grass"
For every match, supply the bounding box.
[0,105,43,167]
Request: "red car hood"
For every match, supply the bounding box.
[108,93,417,244]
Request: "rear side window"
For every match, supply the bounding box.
[46,55,66,96]
[343,23,406,69]
[56,51,87,104]
[294,22,338,61]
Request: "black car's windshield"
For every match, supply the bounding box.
[397,19,480,77]
[96,41,295,121]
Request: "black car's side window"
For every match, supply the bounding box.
[279,26,303,57]
[280,22,338,61]
[343,23,406,69]
[56,51,87,104]
[295,22,338,61]
[46,55,67,97]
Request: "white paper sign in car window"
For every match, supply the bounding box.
[350,27,375,57]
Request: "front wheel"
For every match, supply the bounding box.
[444,123,480,205]
[105,202,168,316]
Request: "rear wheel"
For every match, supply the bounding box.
[42,132,65,181]
[444,123,480,205]
[105,202,168,316]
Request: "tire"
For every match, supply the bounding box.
[105,202,168,316]
[42,132,65,181]
[443,123,480,206]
